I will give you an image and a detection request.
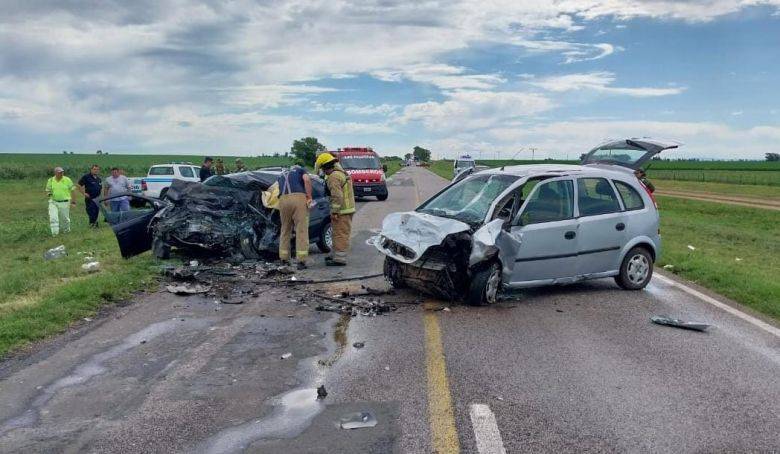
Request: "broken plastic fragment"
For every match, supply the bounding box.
[663,264,674,270]
[339,411,378,430]
[352,342,365,349]
[43,245,67,260]
[165,284,211,295]
[280,352,292,360]
[651,315,710,332]
[687,245,696,251]
[81,261,100,273]
[316,385,328,399]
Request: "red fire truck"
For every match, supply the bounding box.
[333,147,389,201]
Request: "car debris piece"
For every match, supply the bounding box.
[352,342,365,349]
[43,245,67,260]
[316,385,328,399]
[339,411,378,430]
[165,283,211,295]
[651,315,710,332]
[219,295,245,305]
[280,352,292,360]
[81,261,100,273]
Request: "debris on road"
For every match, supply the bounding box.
[166,283,211,295]
[352,342,365,349]
[43,245,67,260]
[81,261,100,273]
[316,385,328,399]
[651,315,710,332]
[280,352,292,360]
[315,296,396,317]
[339,411,378,430]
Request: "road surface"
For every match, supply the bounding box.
[1,166,778,453]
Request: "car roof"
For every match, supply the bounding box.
[475,163,634,180]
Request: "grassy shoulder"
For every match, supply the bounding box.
[654,179,780,201]
[656,196,779,318]
[428,160,453,180]
[0,179,160,357]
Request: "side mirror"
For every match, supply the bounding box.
[382,164,388,172]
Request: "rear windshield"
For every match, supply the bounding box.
[149,166,174,175]
[340,155,381,170]
[418,174,518,225]
[585,147,646,165]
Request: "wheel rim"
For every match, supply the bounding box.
[485,265,501,304]
[324,224,333,249]
[627,254,650,284]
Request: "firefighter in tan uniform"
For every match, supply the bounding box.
[315,153,355,266]
[277,165,313,269]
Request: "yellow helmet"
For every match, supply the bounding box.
[315,152,336,170]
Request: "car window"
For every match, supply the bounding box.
[102,197,157,225]
[577,178,621,216]
[418,174,518,224]
[179,166,194,178]
[517,180,574,225]
[149,166,174,176]
[613,180,644,211]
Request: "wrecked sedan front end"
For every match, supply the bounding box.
[375,173,522,302]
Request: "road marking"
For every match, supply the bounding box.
[424,301,461,453]
[469,404,507,454]
[654,273,780,338]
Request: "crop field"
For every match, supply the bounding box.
[646,169,780,185]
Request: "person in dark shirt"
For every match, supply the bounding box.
[200,157,214,182]
[77,164,102,227]
[634,168,655,193]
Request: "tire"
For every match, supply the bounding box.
[615,246,653,290]
[239,232,261,259]
[159,188,169,200]
[152,237,171,259]
[383,256,407,289]
[316,221,333,253]
[377,194,388,201]
[466,261,501,306]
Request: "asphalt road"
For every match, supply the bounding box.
[1,166,778,453]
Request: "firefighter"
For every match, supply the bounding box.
[315,153,355,266]
[277,165,313,269]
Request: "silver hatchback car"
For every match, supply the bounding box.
[375,138,678,305]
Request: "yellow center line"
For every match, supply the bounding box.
[424,300,461,453]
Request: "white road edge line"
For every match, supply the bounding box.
[654,273,780,338]
[469,404,507,454]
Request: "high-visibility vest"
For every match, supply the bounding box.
[326,166,356,214]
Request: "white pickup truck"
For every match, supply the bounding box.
[130,163,202,199]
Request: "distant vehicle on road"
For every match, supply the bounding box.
[376,137,679,305]
[130,163,201,199]
[334,147,389,201]
[453,155,476,178]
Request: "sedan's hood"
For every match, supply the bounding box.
[374,211,470,263]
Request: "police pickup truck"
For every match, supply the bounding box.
[131,163,202,199]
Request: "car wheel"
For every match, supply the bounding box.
[152,237,171,259]
[239,232,261,259]
[316,221,333,253]
[383,257,407,289]
[615,246,653,290]
[377,194,388,201]
[159,188,169,200]
[467,261,501,306]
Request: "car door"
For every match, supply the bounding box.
[307,177,330,240]
[97,194,161,258]
[575,177,627,276]
[508,178,579,284]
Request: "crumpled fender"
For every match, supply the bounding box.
[374,212,470,263]
[469,219,521,279]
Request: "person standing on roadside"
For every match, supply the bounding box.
[200,157,214,182]
[103,167,132,212]
[235,158,247,172]
[215,158,226,175]
[45,167,76,236]
[277,165,313,269]
[315,153,355,266]
[635,168,655,193]
[77,164,102,227]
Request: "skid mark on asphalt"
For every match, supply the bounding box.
[423,301,460,453]
[469,404,507,454]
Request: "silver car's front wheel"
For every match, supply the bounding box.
[467,261,502,306]
[615,246,653,290]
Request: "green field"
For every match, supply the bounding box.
[654,180,780,201]
[647,169,780,185]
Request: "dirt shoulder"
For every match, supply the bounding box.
[655,190,780,211]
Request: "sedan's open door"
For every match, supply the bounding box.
[95,193,165,258]
[581,138,681,169]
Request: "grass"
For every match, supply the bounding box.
[656,196,779,318]
[654,179,780,201]
[0,179,163,357]
[381,158,403,177]
[0,153,294,180]
[647,169,780,186]
[423,163,780,319]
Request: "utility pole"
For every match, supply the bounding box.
[530,147,537,161]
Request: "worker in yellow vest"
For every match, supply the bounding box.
[315,153,355,266]
[45,166,77,236]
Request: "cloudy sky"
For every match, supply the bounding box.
[1,0,779,159]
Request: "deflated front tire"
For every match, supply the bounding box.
[467,261,501,306]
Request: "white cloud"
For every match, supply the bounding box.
[372,64,506,90]
[531,72,685,97]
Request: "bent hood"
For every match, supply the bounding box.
[374,211,470,263]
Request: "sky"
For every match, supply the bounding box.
[1,1,779,160]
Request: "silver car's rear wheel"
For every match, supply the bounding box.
[615,246,653,290]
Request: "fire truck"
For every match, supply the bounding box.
[333,147,389,201]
